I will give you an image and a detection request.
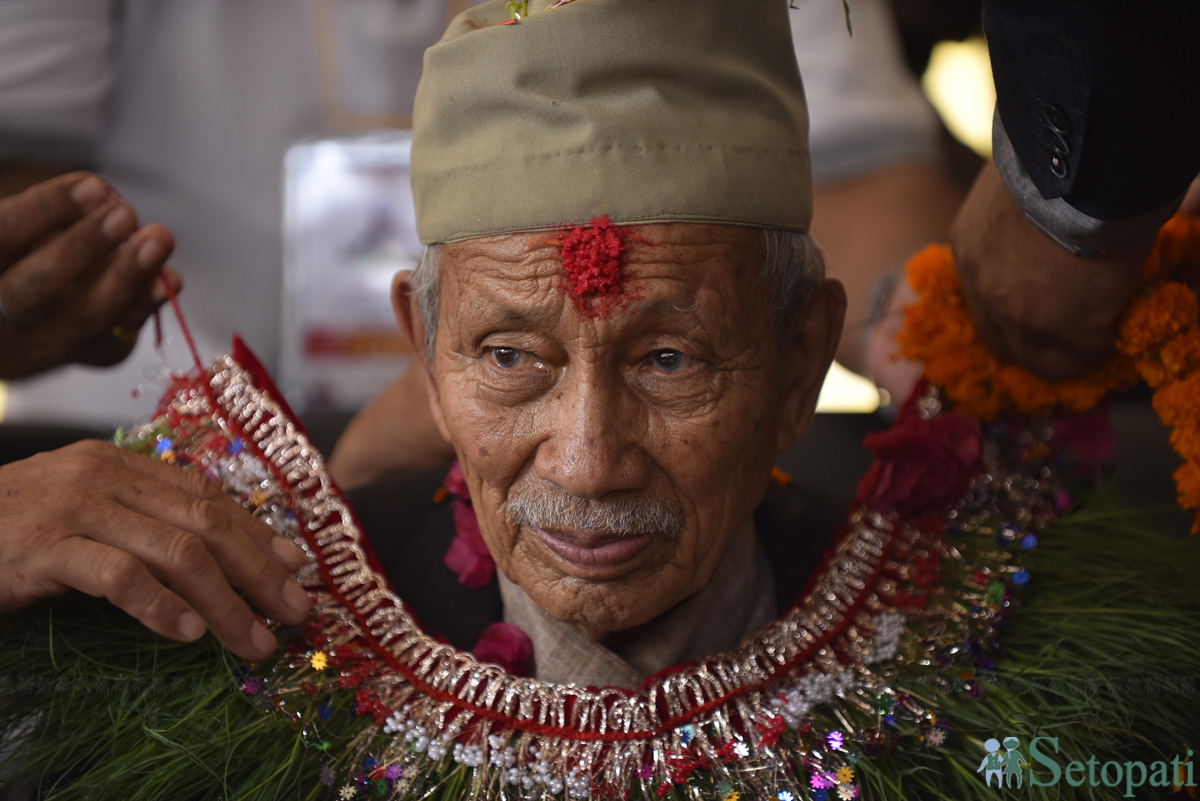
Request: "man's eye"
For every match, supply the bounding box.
[650,349,685,372]
[489,347,522,368]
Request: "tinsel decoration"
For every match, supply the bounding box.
[1,348,1197,800]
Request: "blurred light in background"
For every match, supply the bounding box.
[0,42,997,426]
[816,361,883,414]
[818,34,997,415]
[921,36,994,157]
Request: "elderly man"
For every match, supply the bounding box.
[379,223,841,684]
[365,0,842,685]
[2,0,1198,797]
[2,0,842,676]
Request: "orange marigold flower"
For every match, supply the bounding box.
[1173,461,1200,510]
[1153,372,1200,428]
[1134,356,1174,389]
[905,245,956,296]
[1170,426,1200,462]
[1159,328,1200,376]
[1117,281,1198,354]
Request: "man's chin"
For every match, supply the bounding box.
[517,569,682,641]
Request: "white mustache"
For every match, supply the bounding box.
[506,484,685,538]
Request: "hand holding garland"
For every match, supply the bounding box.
[949,162,1156,383]
[0,440,313,659]
[902,201,1200,529]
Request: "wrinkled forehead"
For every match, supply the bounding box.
[439,223,766,294]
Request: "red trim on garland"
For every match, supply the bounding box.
[216,344,901,740]
[194,352,914,744]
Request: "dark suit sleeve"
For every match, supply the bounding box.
[983,0,1200,222]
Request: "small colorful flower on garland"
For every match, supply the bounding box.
[927,727,947,747]
[827,730,844,751]
[812,772,836,789]
[338,785,356,799]
[311,651,328,670]
[778,791,794,801]
[836,767,854,784]
[732,741,750,758]
[155,437,176,462]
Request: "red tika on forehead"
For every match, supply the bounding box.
[559,216,628,315]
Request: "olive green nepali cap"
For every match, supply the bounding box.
[411,0,811,244]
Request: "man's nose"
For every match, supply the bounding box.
[533,369,648,499]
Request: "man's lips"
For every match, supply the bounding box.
[532,527,654,569]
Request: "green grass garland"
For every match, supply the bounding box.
[1,493,1197,800]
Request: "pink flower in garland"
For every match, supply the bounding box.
[811,772,836,789]
[472,622,533,676]
[441,462,496,588]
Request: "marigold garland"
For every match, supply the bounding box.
[898,213,1200,531]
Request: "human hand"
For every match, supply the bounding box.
[864,275,924,406]
[950,162,1154,381]
[0,172,182,379]
[0,440,312,660]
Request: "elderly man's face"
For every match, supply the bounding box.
[400,224,842,639]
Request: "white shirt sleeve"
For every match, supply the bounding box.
[789,0,941,184]
[0,0,117,164]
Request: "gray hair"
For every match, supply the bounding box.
[408,227,824,363]
[506,480,686,539]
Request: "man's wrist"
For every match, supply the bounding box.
[991,112,1183,258]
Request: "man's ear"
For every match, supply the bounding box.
[777,277,847,452]
[392,269,453,444]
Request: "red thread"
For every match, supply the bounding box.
[158,273,204,372]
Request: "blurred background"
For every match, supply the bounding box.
[0,0,1182,528]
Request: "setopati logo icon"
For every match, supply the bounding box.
[977,736,1027,789]
[977,734,1196,798]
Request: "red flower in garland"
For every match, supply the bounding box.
[1050,407,1117,466]
[472,622,533,676]
[441,462,497,588]
[856,401,983,516]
